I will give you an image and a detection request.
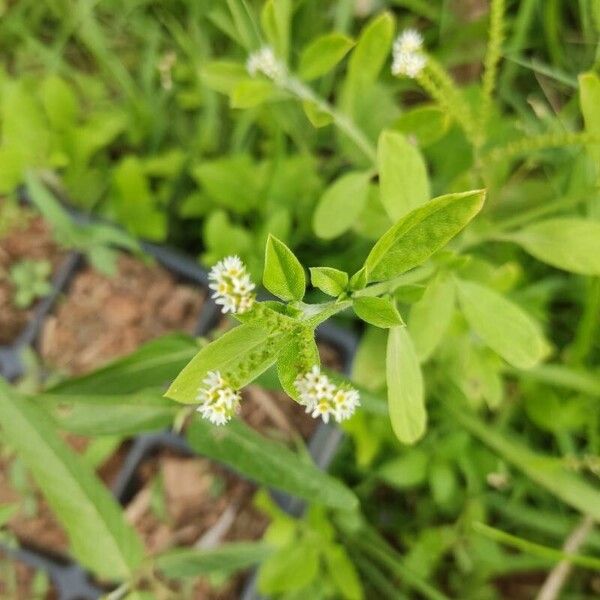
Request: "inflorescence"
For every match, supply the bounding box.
[294,365,361,424]
[391,29,427,78]
[196,371,241,425]
[246,46,286,81]
[208,256,256,315]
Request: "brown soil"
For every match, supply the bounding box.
[39,254,206,375]
[0,552,57,600]
[0,216,65,345]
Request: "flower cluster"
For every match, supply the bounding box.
[294,366,360,424]
[246,46,286,80]
[391,29,427,78]
[209,256,256,314]
[196,371,241,425]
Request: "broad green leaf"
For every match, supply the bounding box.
[187,416,358,510]
[408,273,455,361]
[313,171,371,240]
[41,75,78,130]
[346,12,395,89]
[156,542,273,578]
[258,540,320,594]
[0,380,143,578]
[230,79,277,108]
[302,100,334,127]
[113,156,166,241]
[298,33,354,81]
[455,279,547,369]
[378,130,429,220]
[225,0,261,50]
[353,296,404,328]
[42,390,177,435]
[325,544,364,600]
[510,218,600,275]
[261,0,291,60]
[351,328,387,391]
[365,190,485,282]
[201,61,247,94]
[310,267,349,297]
[378,449,429,488]
[393,105,451,147]
[263,234,306,301]
[277,329,320,400]
[48,334,198,395]
[165,324,286,404]
[386,327,426,444]
[446,393,600,521]
[579,72,600,169]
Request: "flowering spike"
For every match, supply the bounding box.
[196,370,241,425]
[209,256,256,314]
[246,46,285,81]
[391,29,427,79]
[294,366,360,424]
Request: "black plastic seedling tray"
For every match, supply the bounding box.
[0,211,359,599]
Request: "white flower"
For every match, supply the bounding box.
[196,370,241,425]
[391,29,427,79]
[246,46,285,80]
[394,29,423,54]
[209,256,256,314]
[294,366,360,424]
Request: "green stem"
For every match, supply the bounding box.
[283,77,377,164]
[478,0,506,141]
[353,265,435,298]
[483,131,600,164]
[351,552,408,600]
[569,277,600,365]
[354,528,451,600]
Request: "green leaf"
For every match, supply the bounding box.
[42,390,178,436]
[277,330,320,400]
[261,0,291,60]
[313,171,371,240]
[187,416,358,510]
[325,544,364,600]
[510,218,600,275]
[377,130,429,221]
[408,273,455,361]
[258,540,320,594]
[365,190,485,282]
[0,380,143,579]
[41,75,78,130]
[310,267,349,297]
[386,327,426,444]
[298,33,354,81]
[201,61,248,94]
[353,296,404,328]
[455,279,548,369]
[302,99,334,128]
[346,12,395,89]
[378,449,429,488]
[156,542,273,578]
[165,324,286,404]
[393,105,451,147]
[446,393,600,521]
[264,234,306,301]
[48,334,198,395]
[113,156,166,241]
[579,72,600,169]
[230,79,277,108]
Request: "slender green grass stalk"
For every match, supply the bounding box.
[478,0,506,141]
[351,552,408,600]
[483,131,600,163]
[418,58,479,147]
[473,522,600,570]
[282,77,377,163]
